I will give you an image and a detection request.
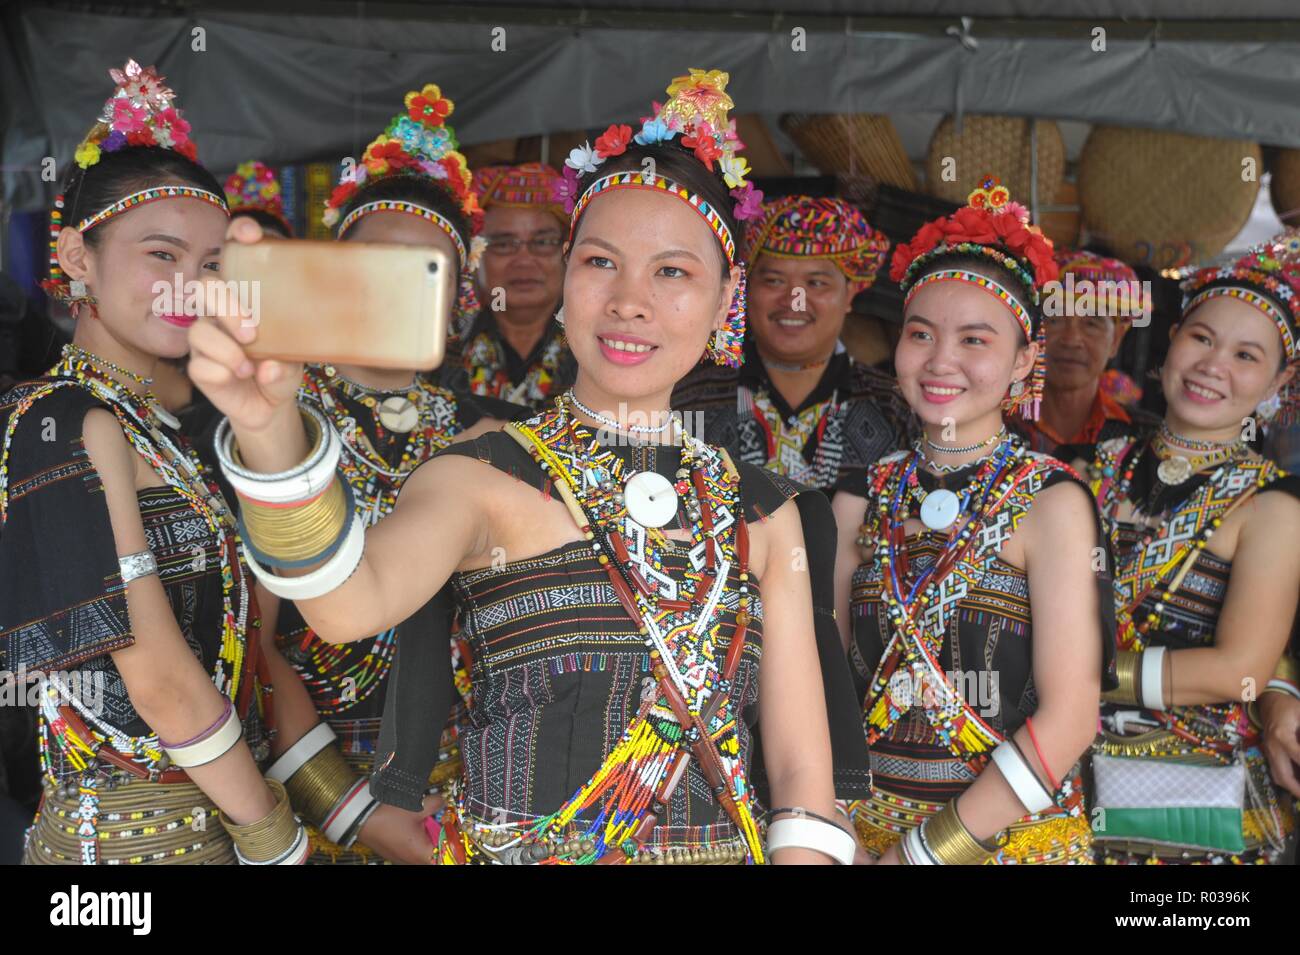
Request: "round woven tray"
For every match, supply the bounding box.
[1079,126,1261,268]
[1270,148,1300,227]
[924,115,1064,207]
[781,113,918,191]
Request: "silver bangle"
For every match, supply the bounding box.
[118,549,158,584]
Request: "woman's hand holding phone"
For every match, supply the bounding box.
[188,217,309,472]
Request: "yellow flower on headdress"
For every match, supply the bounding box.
[75,141,102,169]
[719,154,751,189]
[445,151,472,190]
[405,83,453,127]
[662,68,734,132]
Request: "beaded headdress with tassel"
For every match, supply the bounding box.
[555,68,763,368]
[323,83,485,326]
[890,175,1059,420]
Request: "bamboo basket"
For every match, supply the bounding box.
[924,115,1064,207]
[781,114,919,191]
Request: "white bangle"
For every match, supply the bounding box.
[901,826,937,865]
[323,778,378,846]
[766,816,857,865]
[215,405,341,505]
[1265,679,1300,702]
[242,512,365,600]
[1140,646,1167,711]
[234,823,311,865]
[990,738,1053,815]
[161,704,242,769]
[265,722,337,784]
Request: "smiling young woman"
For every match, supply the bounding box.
[0,60,308,866]
[831,177,1116,865]
[187,68,870,865]
[1081,236,1300,864]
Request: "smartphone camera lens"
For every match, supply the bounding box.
[426,261,439,275]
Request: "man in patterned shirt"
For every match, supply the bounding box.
[674,195,911,493]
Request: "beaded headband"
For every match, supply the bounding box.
[224,160,293,236]
[1182,231,1300,362]
[904,269,1033,342]
[43,59,223,305]
[553,68,763,224]
[567,170,746,368]
[892,175,1056,420]
[743,195,890,294]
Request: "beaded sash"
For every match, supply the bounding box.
[489,405,765,864]
[740,385,842,487]
[858,447,1074,764]
[462,325,567,406]
[1090,436,1281,652]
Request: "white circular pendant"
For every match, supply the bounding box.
[623,471,678,528]
[1156,456,1193,486]
[919,488,961,531]
[377,396,419,433]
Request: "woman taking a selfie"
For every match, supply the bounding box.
[0,61,308,865]
[1084,237,1300,865]
[832,178,1115,864]
[261,85,519,864]
[190,68,869,865]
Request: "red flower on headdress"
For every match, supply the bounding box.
[328,181,359,210]
[407,86,452,127]
[594,124,633,159]
[126,129,157,148]
[681,122,722,170]
[174,139,198,162]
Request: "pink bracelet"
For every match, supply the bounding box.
[1023,716,1060,793]
[159,697,234,749]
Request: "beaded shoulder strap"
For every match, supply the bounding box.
[862,452,1077,762]
[1108,453,1281,651]
[501,410,765,862]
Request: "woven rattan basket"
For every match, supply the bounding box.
[1270,148,1300,227]
[1079,126,1261,268]
[924,115,1064,207]
[781,114,919,191]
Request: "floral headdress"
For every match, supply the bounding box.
[1183,229,1300,426]
[322,83,484,323]
[743,195,890,295]
[224,160,293,236]
[890,174,1058,420]
[43,59,227,306]
[556,68,761,367]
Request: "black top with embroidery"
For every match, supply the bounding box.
[0,382,267,781]
[672,339,912,493]
[369,430,872,812]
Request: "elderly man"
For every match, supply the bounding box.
[1013,248,1152,456]
[674,195,910,493]
[443,162,575,408]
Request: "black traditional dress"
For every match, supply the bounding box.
[840,439,1116,863]
[0,367,267,865]
[1088,433,1299,864]
[368,414,871,864]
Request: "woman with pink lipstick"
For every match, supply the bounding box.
[1084,236,1300,864]
[831,176,1115,864]
[0,61,310,865]
[187,68,869,865]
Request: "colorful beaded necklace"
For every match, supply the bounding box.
[1089,435,1278,653]
[493,397,764,863]
[858,433,1068,769]
[292,364,464,712]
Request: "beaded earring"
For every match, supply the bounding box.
[705,268,746,368]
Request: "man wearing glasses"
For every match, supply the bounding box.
[443,163,575,408]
